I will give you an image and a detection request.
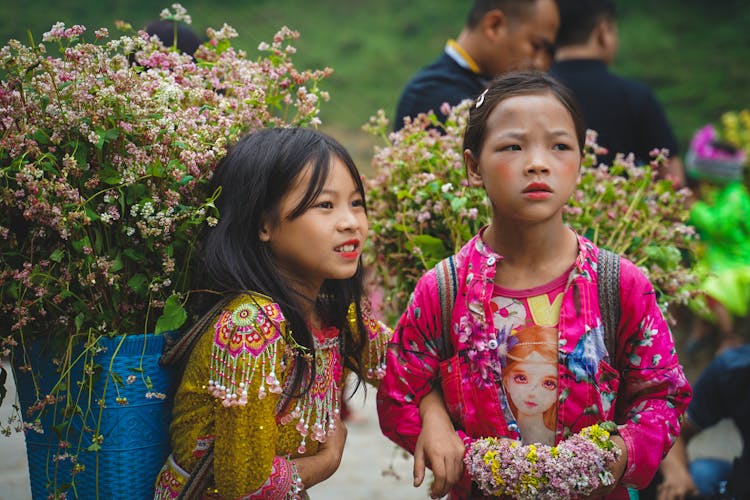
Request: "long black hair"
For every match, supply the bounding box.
[199,127,368,406]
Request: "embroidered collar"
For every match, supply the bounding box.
[311,325,339,341]
[473,225,589,279]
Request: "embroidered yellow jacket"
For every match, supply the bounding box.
[168,292,390,498]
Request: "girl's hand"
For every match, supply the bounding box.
[586,435,628,498]
[316,415,348,471]
[415,389,465,499]
[293,416,348,488]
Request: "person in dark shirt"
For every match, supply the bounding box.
[655,343,750,500]
[548,0,685,186]
[394,0,559,130]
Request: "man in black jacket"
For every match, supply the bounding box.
[394,0,559,129]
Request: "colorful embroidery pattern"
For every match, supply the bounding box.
[208,301,285,406]
[279,327,342,454]
[356,301,389,379]
[153,455,189,500]
[236,456,303,500]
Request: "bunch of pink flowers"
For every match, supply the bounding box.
[464,423,621,500]
[0,5,331,443]
[0,5,331,343]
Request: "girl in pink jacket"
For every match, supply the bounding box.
[376,71,691,499]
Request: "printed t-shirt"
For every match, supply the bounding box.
[490,267,572,446]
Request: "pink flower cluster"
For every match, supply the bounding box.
[0,10,331,341]
[464,423,621,500]
[689,124,746,163]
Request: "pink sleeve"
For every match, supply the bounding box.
[376,270,444,454]
[236,456,303,499]
[614,259,692,489]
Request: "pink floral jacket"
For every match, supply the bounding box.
[377,231,692,499]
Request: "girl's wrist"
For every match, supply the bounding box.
[286,459,305,500]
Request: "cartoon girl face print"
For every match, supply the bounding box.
[502,325,559,444]
[505,351,558,418]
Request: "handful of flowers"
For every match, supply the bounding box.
[464,422,622,500]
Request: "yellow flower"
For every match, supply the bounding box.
[526,444,538,463]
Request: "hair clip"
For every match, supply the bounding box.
[475,89,488,108]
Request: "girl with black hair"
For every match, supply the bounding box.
[154,127,389,499]
[378,72,691,499]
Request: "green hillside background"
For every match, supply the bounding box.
[3,0,749,170]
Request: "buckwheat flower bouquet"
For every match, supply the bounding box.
[464,422,621,499]
[0,1,330,473]
[0,6,329,350]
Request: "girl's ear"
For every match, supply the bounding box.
[465,149,483,187]
[258,218,271,242]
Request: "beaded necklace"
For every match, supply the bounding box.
[279,325,342,454]
[207,297,384,457]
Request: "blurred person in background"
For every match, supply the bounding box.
[646,343,750,500]
[394,0,559,129]
[145,18,202,57]
[549,0,686,187]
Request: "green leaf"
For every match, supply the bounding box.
[148,162,165,178]
[127,274,148,294]
[74,313,85,332]
[411,234,449,262]
[123,248,145,262]
[87,443,101,452]
[450,196,467,211]
[110,252,123,272]
[100,167,122,185]
[95,128,120,151]
[50,248,65,263]
[111,372,124,388]
[83,206,100,222]
[52,421,70,439]
[32,129,50,145]
[155,294,187,334]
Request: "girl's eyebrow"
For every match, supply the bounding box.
[317,187,362,196]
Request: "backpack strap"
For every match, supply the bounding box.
[160,294,232,498]
[159,295,232,368]
[597,248,621,361]
[176,445,215,500]
[435,255,458,359]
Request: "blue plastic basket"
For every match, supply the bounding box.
[13,333,177,499]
